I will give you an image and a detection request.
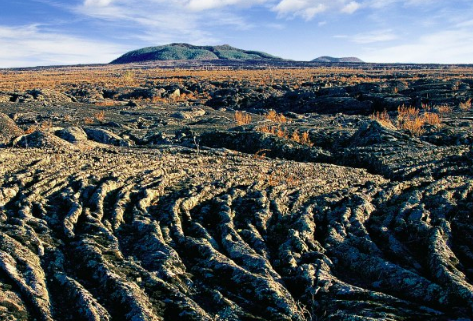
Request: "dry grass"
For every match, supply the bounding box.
[436,104,453,115]
[25,126,37,134]
[94,111,105,122]
[94,101,116,107]
[258,125,286,137]
[459,98,472,111]
[370,109,393,127]
[121,70,136,84]
[423,112,441,126]
[291,130,300,143]
[371,105,443,136]
[84,117,95,125]
[257,125,312,146]
[234,111,252,125]
[265,110,287,123]
[300,131,312,146]
[266,169,301,188]
[24,121,53,134]
[2,65,473,107]
[397,106,425,136]
[253,149,271,160]
[276,127,287,138]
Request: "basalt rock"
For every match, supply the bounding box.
[24,89,73,103]
[1,63,473,321]
[12,130,76,149]
[172,108,206,120]
[55,126,88,143]
[0,145,472,320]
[84,127,133,147]
[0,112,24,145]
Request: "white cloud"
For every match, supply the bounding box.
[362,29,473,63]
[0,25,126,68]
[84,0,114,7]
[367,0,442,8]
[185,0,268,11]
[342,1,361,13]
[273,0,361,20]
[352,30,398,43]
[457,19,473,27]
[75,0,255,41]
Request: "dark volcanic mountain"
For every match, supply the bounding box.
[111,43,281,64]
[312,56,364,63]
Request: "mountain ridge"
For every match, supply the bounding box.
[312,56,364,63]
[110,43,282,64]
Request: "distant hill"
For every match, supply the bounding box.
[312,56,364,63]
[111,43,281,64]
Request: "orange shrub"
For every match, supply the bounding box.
[423,112,441,126]
[94,101,116,107]
[459,98,472,110]
[397,106,425,136]
[291,130,300,143]
[370,109,393,127]
[234,111,252,125]
[436,104,453,115]
[84,117,95,124]
[265,110,287,123]
[25,126,37,134]
[301,131,313,146]
[94,111,105,122]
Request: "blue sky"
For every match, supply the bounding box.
[1,0,473,67]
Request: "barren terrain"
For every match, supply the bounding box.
[1,62,473,320]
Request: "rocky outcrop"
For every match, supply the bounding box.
[84,127,133,147]
[12,130,75,149]
[171,108,205,120]
[0,113,23,145]
[0,134,472,320]
[25,89,73,103]
[0,94,12,103]
[200,130,332,163]
[0,90,73,104]
[55,127,89,143]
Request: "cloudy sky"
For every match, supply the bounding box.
[1,0,472,67]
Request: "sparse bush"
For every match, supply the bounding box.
[95,101,116,107]
[291,129,300,143]
[423,112,441,126]
[24,121,53,134]
[94,111,105,122]
[256,125,312,146]
[301,131,313,146]
[436,104,453,115]
[372,105,443,136]
[234,111,252,125]
[459,98,472,110]
[84,117,95,125]
[40,121,53,132]
[253,149,271,160]
[121,70,136,84]
[370,109,393,127]
[25,126,37,134]
[265,110,287,123]
[276,127,287,138]
[397,106,425,136]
